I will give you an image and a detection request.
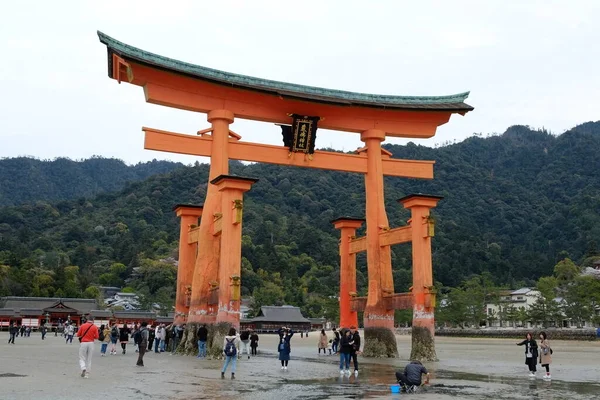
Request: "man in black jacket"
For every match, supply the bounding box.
[8,323,17,344]
[197,324,208,358]
[396,361,430,390]
[350,326,361,376]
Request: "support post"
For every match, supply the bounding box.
[332,217,364,329]
[188,110,234,323]
[212,175,258,328]
[173,205,203,324]
[360,129,397,357]
[399,194,443,361]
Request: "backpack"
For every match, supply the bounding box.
[240,331,249,341]
[278,342,286,352]
[224,338,237,357]
[111,327,118,338]
[98,330,105,341]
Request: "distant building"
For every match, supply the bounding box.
[241,306,311,333]
[104,292,140,310]
[486,288,541,328]
[0,297,98,328]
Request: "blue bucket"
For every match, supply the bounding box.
[390,384,401,394]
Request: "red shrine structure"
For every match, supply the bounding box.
[98,32,473,359]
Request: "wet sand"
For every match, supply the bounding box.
[1,332,599,399]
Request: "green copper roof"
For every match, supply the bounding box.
[98,31,473,112]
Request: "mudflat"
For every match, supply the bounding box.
[1,332,598,399]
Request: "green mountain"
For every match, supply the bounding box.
[0,122,598,318]
[0,156,182,206]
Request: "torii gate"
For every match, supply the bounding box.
[98,32,473,357]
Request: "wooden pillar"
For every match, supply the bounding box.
[360,129,395,329]
[212,175,258,328]
[399,193,442,361]
[173,204,203,324]
[332,217,364,329]
[188,109,234,323]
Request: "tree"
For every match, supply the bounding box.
[553,258,580,286]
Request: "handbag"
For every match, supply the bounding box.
[78,323,94,343]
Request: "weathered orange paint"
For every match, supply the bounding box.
[188,110,232,324]
[333,219,364,329]
[142,127,435,179]
[400,195,442,336]
[361,129,395,329]
[174,206,203,324]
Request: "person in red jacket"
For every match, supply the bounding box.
[77,315,99,378]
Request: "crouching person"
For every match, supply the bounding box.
[396,361,430,392]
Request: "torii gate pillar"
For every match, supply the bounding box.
[400,194,443,361]
[173,205,203,324]
[332,218,364,329]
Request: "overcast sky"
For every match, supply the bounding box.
[1,0,598,165]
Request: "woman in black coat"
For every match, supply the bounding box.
[119,323,131,354]
[277,327,294,370]
[516,332,538,377]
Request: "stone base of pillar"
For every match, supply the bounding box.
[177,322,234,358]
[410,326,438,361]
[362,327,398,358]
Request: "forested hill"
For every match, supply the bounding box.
[0,157,182,206]
[0,122,598,316]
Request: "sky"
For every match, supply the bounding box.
[1,0,599,165]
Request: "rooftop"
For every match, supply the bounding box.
[98,31,473,112]
[252,306,310,323]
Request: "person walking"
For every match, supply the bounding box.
[65,323,75,344]
[221,327,239,380]
[350,326,361,376]
[250,331,259,356]
[339,329,354,376]
[136,322,150,367]
[8,322,17,344]
[239,329,251,359]
[197,324,208,358]
[539,331,553,380]
[109,324,119,355]
[318,329,328,355]
[77,316,99,379]
[100,324,111,356]
[119,323,130,354]
[19,325,25,337]
[517,332,538,378]
[332,328,340,353]
[277,327,294,370]
[40,324,47,340]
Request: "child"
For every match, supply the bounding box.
[327,340,333,355]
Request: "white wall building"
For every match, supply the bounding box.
[486,288,541,328]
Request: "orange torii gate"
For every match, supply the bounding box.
[98,31,473,358]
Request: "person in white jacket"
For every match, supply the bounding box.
[221,328,240,380]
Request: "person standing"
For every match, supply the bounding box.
[40,324,47,340]
[100,324,111,356]
[154,324,161,353]
[8,323,17,344]
[19,325,25,337]
[147,325,155,352]
[197,324,208,358]
[136,322,149,367]
[239,329,251,359]
[277,327,294,370]
[65,323,75,344]
[26,326,31,337]
[77,316,99,379]
[119,323,130,354]
[339,329,354,376]
[517,332,538,377]
[539,331,553,380]
[109,324,119,355]
[318,329,328,355]
[332,328,340,353]
[250,331,259,356]
[171,324,183,354]
[221,327,239,379]
[350,326,361,376]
